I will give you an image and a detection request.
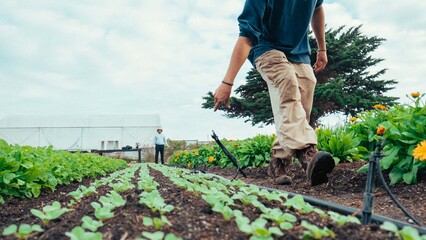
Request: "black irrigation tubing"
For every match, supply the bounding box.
[205,172,426,235]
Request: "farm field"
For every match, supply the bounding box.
[1,163,425,240]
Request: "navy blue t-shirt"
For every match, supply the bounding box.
[238,0,323,66]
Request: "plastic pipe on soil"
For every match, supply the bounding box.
[206,173,426,235]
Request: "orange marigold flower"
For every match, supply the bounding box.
[349,117,358,122]
[194,151,199,156]
[376,126,386,135]
[411,92,421,98]
[208,156,214,163]
[413,140,426,161]
[373,104,387,110]
[234,143,239,147]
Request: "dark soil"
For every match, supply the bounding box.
[0,162,424,240]
[205,161,426,226]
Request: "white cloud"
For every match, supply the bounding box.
[0,0,425,141]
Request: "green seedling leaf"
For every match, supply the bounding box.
[31,201,70,225]
[81,216,103,232]
[65,226,102,240]
[2,224,43,239]
[141,231,165,240]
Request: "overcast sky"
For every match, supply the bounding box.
[1,0,425,141]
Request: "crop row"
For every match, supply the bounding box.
[2,163,425,239]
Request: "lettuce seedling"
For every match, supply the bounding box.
[30,201,70,225]
[260,208,296,230]
[212,203,234,221]
[231,192,258,205]
[328,211,360,225]
[81,216,104,232]
[283,195,314,213]
[143,216,172,230]
[237,217,283,239]
[301,220,335,239]
[2,224,43,240]
[65,226,102,240]
[139,190,174,214]
[91,202,115,221]
[380,221,426,240]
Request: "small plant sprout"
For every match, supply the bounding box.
[231,191,258,205]
[260,208,297,230]
[380,221,426,240]
[99,191,126,208]
[237,217,283,239]
[143,216,172,230]
[30,201,70,225]
[212,203,234,221]
[139,190,174,214]
[327,211,361,225]
[137,231,182,240]
[81,216,104,232]
[301,220,336,239]
[65,226,102,240]
[2,224,43,240]
[90,202,115,221]
[283,195,314,213]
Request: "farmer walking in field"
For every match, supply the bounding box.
[154,128,167,164]
[214,0,335,186]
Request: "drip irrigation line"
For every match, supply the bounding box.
[377,159,421,225]
[200,172,426,235]
[211,130,247,179]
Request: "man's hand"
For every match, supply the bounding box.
[313,51,328,73]
[213,83,232,111]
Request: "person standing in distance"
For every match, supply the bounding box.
[213,0,335,186]
[154,128,167,164]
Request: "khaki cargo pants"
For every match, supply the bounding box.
[255,49,318,161]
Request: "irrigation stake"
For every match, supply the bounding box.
[211,130,246,180]
[362,138,421,226]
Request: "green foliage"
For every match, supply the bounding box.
[380,221,426,240]
[202,25,398,126]
[65,226,102,240]
[301,220,336,239]
[168,134,275,169]
[139,190,174,215]
[352,93,426,184]
[316,128,368,164]
[30,201,70,225]
[81,216,104,232]
[2,224,43,240]
[0,140,127,201]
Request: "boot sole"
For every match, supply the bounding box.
[307,152,335,186]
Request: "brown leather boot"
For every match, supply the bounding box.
[296,145,335,186]
[267,156,292,185]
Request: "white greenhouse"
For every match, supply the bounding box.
[0,114,162,151]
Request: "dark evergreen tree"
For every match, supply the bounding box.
[202,25,399,126]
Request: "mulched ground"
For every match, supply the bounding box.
[0,162,424,240]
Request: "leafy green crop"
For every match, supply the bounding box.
[2,224,43,240]
[65,226,102,240]
[30,201,70,225]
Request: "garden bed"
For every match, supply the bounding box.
[0,163,424,240]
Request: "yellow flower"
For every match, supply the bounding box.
[193,151,199,156]
[413,140,426,161]
[373,104,387,111]
[187,162,191,168]
[184,150,189,155]
[411,92,421,98]
[208,156,214,163]
[234,143,239,147]
[376,126,386,136]
[315,127,321,131]
[176,152,180,157]
[349,117,358,122]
